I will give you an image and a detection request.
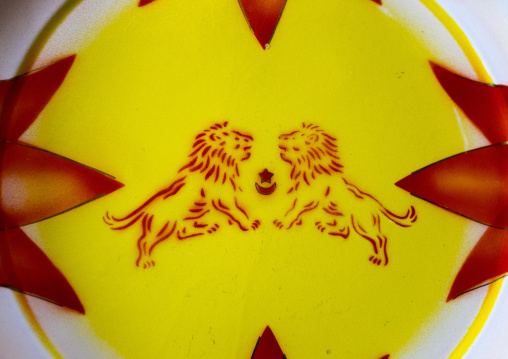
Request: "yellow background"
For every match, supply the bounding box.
[29,0,470,357]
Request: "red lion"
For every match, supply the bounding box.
[274,123,417,266]
[104,122,260,268]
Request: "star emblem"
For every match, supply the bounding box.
[259,168,274,183]
[256,169,276,195]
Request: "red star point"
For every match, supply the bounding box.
[448,227,508,301]
[138,0,157,6]
[396,144,508,229]
[251,326,285,359]
[430,62,508,144]
[238,0,287,49]
[0,228,84,313]
[0,55,76,142]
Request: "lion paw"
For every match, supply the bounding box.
[315,221,350,238]
[251,220,261,230]
[207,223,220,234]
[369,255,387,266]
[273,219,285,229]
[273,218,301,229]
[315,221,326,233]
[137,258,156,269]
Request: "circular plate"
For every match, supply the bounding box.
[1,1,508,358]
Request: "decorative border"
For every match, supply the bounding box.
[2,0,502,357]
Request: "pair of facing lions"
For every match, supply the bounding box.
[105,122,416,268]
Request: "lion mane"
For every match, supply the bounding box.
[178,122,252,188]
[104,122,259,268]
[278,123,343,191]
[275,123,416,266]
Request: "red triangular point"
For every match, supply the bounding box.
[430,61,508,145]
[0,141,124,229]
[0,227,84,313]
[448,227,508,301]
[238,0,287,49]
[0,55,76,142]
[251,326,285,359]
[396,144,508,229]
[138,0,157,6]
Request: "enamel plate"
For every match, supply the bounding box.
[1,1,508,358]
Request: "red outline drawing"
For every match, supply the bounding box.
[104,122,260,268]
[274,124,416,266]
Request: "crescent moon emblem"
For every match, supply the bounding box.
[255,182,277,195]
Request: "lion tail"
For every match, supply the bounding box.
[103,176,187,231]
[103,209,146,230]
[380,205,417,227]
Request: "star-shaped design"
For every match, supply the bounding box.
[0,55,123,313]
[259,168,274,184]
[396,62,508,300]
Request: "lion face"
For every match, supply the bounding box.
[278,124,343,179]
[214,129,252,162]
[278,129,319,165]
[186,122,253,176]
[206,126,253,163]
